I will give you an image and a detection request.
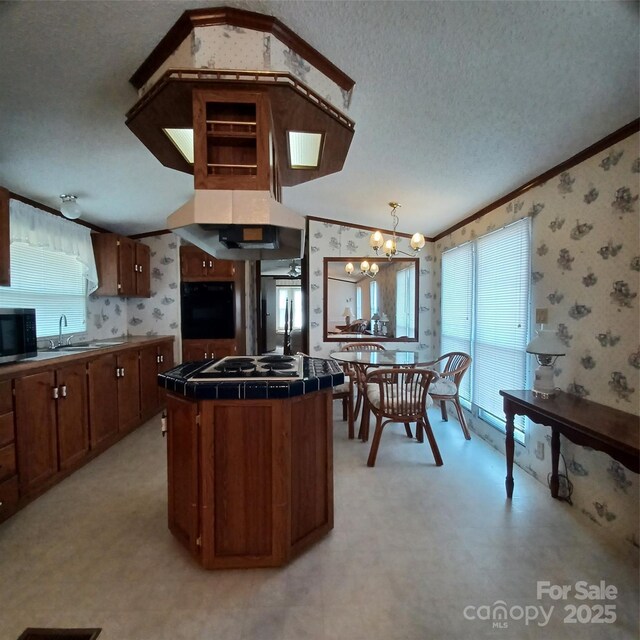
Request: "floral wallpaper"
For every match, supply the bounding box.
[140,24,352,111]
[307,220,437,359]
[434,132,639,545]
[87,234,182,363]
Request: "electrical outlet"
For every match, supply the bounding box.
[535,308,548,324]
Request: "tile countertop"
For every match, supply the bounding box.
[159,357,344,401]
[0,335,175,381]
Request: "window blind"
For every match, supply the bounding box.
[0,243,87,337]
[395,266,415,338]
[473,221,530,424]
[440,243,473,401]
[440,218,530,440]
[370,280,379,316]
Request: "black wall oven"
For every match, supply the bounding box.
[180,282,235,340]
[0,308,37,364]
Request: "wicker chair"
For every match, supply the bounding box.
[425,352,472,440]
[340,342,386,430]
[363,368,442,467]
[332,365,355,438]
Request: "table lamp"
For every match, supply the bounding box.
[380,312,389,335]
[371,313,380,334]
[526,327,566,399]
[342,307,353,325]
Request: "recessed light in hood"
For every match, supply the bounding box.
[288,131,323,169]
[163,128,194,164]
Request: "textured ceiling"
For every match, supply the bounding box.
[0,0,638,237]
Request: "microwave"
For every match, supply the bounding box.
[0,308,37,364]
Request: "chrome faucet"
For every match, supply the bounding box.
[58,314,67,348]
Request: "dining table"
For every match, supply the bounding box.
[330,349,438,440]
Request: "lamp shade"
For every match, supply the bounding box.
[342,307,353,318]
[371,313,380,321]
[526,328,566,356]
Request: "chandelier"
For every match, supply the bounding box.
[344,202,426,277]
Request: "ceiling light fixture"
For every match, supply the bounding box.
[369,202,426,259]
[345,260,379,279]
[59,194,81,220]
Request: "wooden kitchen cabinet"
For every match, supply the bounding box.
[193,89,270,191]
[0,380,18,522]
[182,339,237,362]
[117,350,141,433]
[14,371,58,494]
[88,353,119,448]
[14,363,89,495]
[92,233,151,297]
[0,187,9,287]
[180,245,236,281]
[140,342,174,421]
[0,336,174,524]
[55,362,89,470]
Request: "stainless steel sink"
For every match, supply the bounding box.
[57,345,101,352]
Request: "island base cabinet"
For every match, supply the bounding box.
[166,389,334,569]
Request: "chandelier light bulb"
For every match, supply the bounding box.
[360,260,370,272]
[369,262,379,275]
[369,230,384,250]
[384,238,397,257]
[345,262,354,275]
[410,232,426,250]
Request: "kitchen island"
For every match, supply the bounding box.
[159,355,344,569]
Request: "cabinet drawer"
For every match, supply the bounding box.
[0,412,14,447]
[0,380,12,414]
[0,476,19,514]
[0,443,16,482]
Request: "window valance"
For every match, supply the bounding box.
[9,199,98,293]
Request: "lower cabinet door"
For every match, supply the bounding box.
[117,350,140,432]
[139,346,160,419]
[88,354,119,448]
[15,371,58,494]
[56,362,89,470]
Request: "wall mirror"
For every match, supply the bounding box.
[323,257,419,342]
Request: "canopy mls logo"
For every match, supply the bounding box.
[463,580,619,629]
[463,601,554,629]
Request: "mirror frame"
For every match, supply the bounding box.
[323,257,419,343]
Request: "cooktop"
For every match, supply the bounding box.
[187,354,305,382]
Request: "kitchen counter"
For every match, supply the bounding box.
[159,356,344,400]
[0,335,175,381]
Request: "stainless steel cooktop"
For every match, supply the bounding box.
[187,354,304,382]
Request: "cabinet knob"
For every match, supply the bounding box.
[134,264,139,272]
[204,352,208,359]
[139,264,143,273]
[60,385,67,398]
[52,387,59,399]
[121,367,125,377]
[0,501,3,508]
[208,260,213,268]
[202,260,206,268]
[160,355,164,363]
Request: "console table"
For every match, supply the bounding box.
[500,390,639,499]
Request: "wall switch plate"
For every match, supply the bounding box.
[535,441,544,460]
[535,308,549,324]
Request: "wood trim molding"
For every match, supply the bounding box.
[433,118,640,241]
[8,192,110,234]
[306,215,429,241]
[129,228,173,240]
[130,6,356,93]
[0,187,10,286]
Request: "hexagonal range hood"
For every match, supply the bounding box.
[127,6,355,259]
[167,189,305,260]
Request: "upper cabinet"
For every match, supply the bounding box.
[0,187,9,287]
[193,90,271,192]
[91,233,150,297]
[180,245,236,281]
